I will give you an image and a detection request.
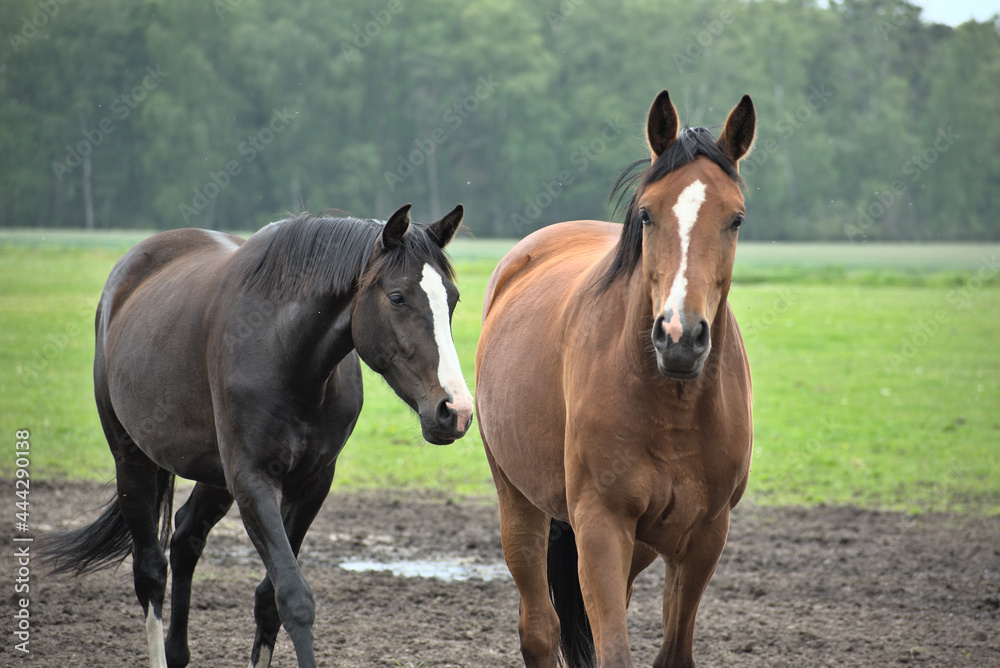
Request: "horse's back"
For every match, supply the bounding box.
[101,229,244,325]
[482,220,618,323]
[99,228,243,383]
[479,220,619,372]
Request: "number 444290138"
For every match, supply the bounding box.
[15,430,30,530]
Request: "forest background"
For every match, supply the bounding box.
[1,0,998,241]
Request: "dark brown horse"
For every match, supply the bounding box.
[475,92,755,667]
[41,204,473,668]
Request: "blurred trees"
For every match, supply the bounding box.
[1,0,997,240]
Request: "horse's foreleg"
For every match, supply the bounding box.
[164,482,233,668]
[246,464,337,668]
[572,501,637,668]
[230,469,320,668]
[654,510,730,668]
[627,542,659,607]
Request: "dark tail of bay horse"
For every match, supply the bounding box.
[41,469,174,577]
[548,519,596,668]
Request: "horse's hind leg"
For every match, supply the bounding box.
[97,390,173,668]
[654,510,730,668]
[486,449,560,668]
[244,463,337,668]
[164,482,233,668]
[113,455,173,668]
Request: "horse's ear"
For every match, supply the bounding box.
[647,90,679,158]
[428,204,464,248]
[718,94,756,164]
[381,203,411,249]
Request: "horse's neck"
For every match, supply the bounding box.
[275,294,356,387]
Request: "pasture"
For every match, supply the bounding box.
[2,231,997,512]
[2,230,999,667]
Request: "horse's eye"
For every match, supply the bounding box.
[639,210,651,226]
[388,292,407,306]
[730,215,744,231]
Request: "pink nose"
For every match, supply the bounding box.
[447,394,474,433]
[662,310,684,343]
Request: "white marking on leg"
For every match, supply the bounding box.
[146,608,168,668]
[661,179,706,343]
[419,263,474,431]
[249,645,273,668]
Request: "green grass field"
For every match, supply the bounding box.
[1,230,997,513]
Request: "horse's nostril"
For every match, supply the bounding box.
[436,399,456,428]
[652,315,668,347]
[692,319,710,354]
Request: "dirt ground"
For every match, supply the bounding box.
[3,479,998,667]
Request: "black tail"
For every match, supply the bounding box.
[40,469,175,577]
[547,519,595,668]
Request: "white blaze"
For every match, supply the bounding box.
[661,179,706,343]
[146,609,168,668]
[419,263,474,431]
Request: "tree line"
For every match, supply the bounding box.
[1,0,998,240]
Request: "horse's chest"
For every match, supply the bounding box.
[657,429,744,487]
[632,422,751,551]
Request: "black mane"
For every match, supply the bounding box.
[596,126,744,292]
[236,213,454,301]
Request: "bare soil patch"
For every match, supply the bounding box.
[3,480,998,667]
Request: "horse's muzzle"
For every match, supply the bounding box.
[652,311,711,379]
[420,394,473,445]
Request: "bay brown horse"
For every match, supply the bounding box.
[475,91,755,667]
[41,204,473,668]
